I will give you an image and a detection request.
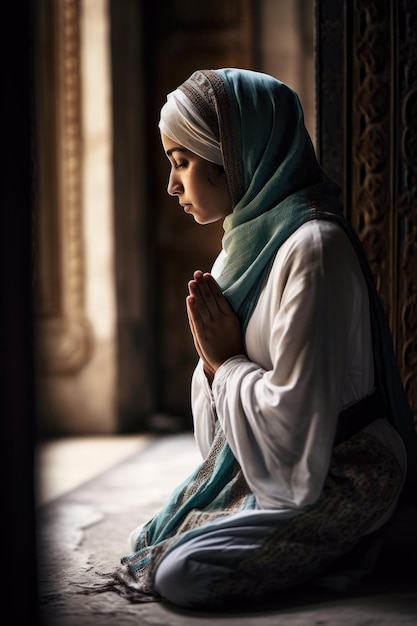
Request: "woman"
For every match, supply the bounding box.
[111,68,417,609]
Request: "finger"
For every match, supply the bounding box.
[186,295,198,335]
[188,279,212,323]
[187,294,206,335]
[202,273,233,315]
[186,296,203,354]
[190,272,222,314]
[186,296,211,368]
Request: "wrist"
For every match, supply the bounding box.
[203,364,215,386]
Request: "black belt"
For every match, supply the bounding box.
[334,388,389,446]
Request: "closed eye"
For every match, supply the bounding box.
[166,146,190,170]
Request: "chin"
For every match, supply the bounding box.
[193,215,221,226]
[192,215,208,225]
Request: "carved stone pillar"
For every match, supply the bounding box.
[34,0,117,435]
[34,0,92,376]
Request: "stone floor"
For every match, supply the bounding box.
[36,433,417,625]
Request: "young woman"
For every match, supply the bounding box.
[110,68,417,609]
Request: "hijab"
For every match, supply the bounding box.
[160,69,335,325]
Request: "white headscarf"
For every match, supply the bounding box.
[159,89,223,166]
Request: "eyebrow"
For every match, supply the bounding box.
[166,147,189,157]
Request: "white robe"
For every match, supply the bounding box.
[191,220,406,513]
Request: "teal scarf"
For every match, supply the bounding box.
[208,68,329,328]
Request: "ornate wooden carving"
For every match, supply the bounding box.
[317,0,417,424]
[34,0,92,374]
[350,0,391,314]
[348,1,388,312]
[396,0,417,419]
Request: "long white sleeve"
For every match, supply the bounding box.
[192,221,374,510]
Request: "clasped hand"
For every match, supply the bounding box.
[186,270,245,384]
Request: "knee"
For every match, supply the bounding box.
[153,546,210,608]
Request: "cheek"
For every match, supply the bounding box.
[207,164,225,186]
[207,169,231,203]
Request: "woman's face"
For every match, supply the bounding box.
[161,133,232,225]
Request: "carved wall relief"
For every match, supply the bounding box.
[396,0,417,418]
[34,0,92,375]
[350,0,417,421]
[317,0,417,424]
[349,0,392,314]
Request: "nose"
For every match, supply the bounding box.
[167,170,183,196]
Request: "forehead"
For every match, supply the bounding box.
[160,133,186,155]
